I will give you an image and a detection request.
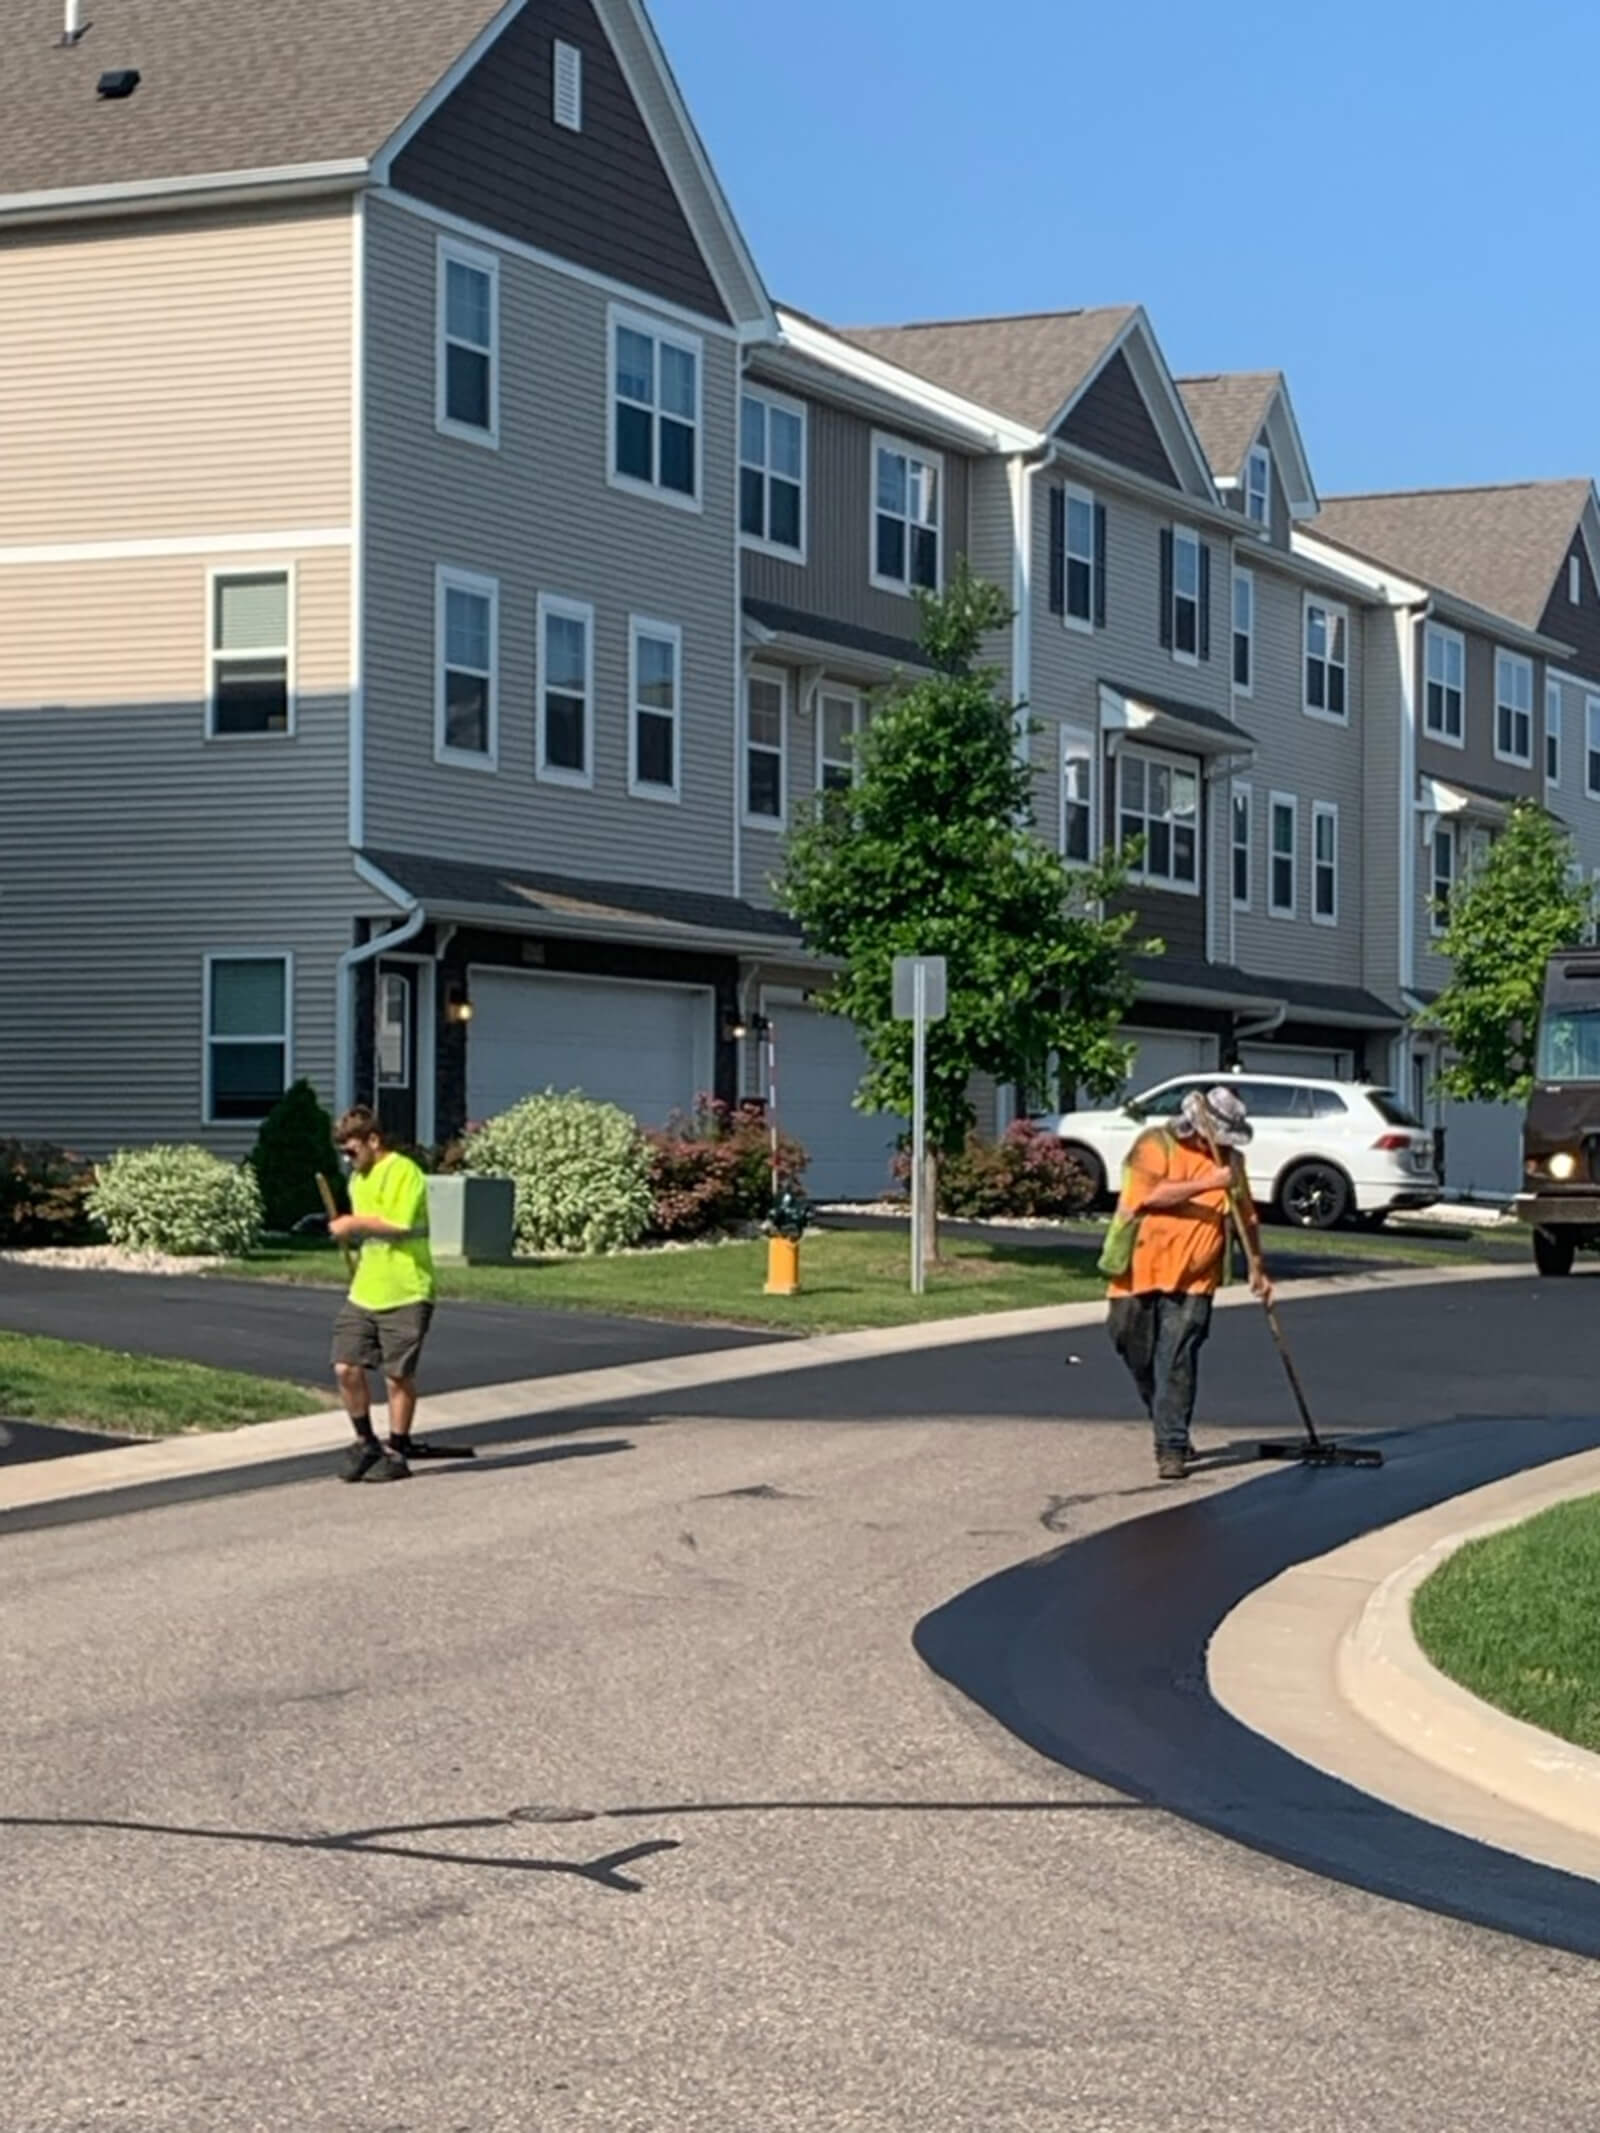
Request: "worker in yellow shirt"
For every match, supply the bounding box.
[328,1106,437,1483]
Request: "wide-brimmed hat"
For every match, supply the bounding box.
[1176,1085,1253,1149]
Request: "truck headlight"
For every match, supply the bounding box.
[1551,1151,1578,1180]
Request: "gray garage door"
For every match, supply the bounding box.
[466,968,712,1131]
[766,1004,904,1203]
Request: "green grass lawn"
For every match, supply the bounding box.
[0,1330,326,1437]
[1412,1494,1600,1754]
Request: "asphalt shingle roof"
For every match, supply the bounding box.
[1313,481,1593,630]
[364,850,803,943]
[1174,373,1280,483]
[0,0,508,198]
[837,308,1137,431]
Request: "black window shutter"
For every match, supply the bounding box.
[1093,503,1107,627]
[1158,528,1173,649]
[1198,542,1212,662]
[1048,488,1065,616]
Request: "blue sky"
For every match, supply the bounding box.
[653,0,1597,498]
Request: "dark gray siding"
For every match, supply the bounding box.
[391,0,730,324]
[741,397,970,642]
[1414,618,1543,802]
[1266,437,1293,554]
[1057,351,1179,489]
[1539,537,1600,684]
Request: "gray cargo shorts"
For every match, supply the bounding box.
[331,1299,435,1380]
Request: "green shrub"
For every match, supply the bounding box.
[461,1091,653,1255]
[0,1140,97,1247]
[88,1144,264,1257]
[645,1096,808,1240]
[247,1079,344,1233]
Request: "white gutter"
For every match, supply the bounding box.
[347,193,367,850]
[335,858,425,1112]
[0,158,369,228]
[1234,1002,1288,1043]
[1042,442,1245,537]
[770,308,1040,454]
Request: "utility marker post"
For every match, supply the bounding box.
[892,954,947,1296]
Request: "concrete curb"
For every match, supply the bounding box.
[0,1257,1528,1520]
[1210,1444,1600,1883]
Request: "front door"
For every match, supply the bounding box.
[375,963,418,1146]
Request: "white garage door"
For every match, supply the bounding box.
[467,968,712,1130]
[1120,1027,1217,1100]
[1237,1044,1354,1079]
[766,1004,904,1204]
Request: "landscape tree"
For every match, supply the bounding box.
[1429,800,1592,1102]
[247,1078,345,1234]
[779,561,1152,1257]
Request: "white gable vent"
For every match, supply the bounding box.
[553,39,583,132]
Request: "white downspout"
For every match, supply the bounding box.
[348,192,366,851]
[732,343,748,901]
[336,857,425,1112]
[1396,599,1427,1094]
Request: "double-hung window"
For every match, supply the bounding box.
[1245,446,1271,532]
[1269,793,1297,917]
[1171,526,1202,661]
[1312,801,1338,925]
[1304,598,1348,720]
[818,689,859,794]
[1231,781,1252,909]
[434,567,498,768]
[1431,823,1455,935]
[208,570,291,737]
[1424,624,1464,744]
[871,433,941,594]
[1065,486,1097,626]
[744,667,786,825]
[1119,747,1199,892]
[611,307,701,504]
[739,390,805,557]
[1547,678,1563,787]
[1061,727,1094,863]
[1232,568,1254,694]
[205,953,290,1122]
[536,593,593,786]
[1494,650,1533,765]
[1587,696,1600,798]
[436,238,498,444]
[629,617,681,800]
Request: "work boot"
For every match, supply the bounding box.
[339,1439,384,1483]
[363,1449,412,1483]
[1156,1447,1188,1481]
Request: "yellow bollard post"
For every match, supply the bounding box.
[764,1234,801,1295]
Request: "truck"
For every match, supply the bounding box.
[1515,947,1600,1274]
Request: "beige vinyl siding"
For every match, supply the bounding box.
[1358,606,1408,1006]
[0,547,370,1153]
[362,194,739,894]
[0,201,353,543]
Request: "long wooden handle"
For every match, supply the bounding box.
[316,1172,358,1279]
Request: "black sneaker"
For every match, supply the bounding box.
[1156,1448,1188,1481]
[340,1439,384,1483]
[364,1450,411,1483]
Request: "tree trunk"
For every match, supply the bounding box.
[921,1151,940,1267]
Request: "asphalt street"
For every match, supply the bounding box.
[5,1270,1599,2131]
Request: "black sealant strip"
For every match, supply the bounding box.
[914,1415,1600,1959]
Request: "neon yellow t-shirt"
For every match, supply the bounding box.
[348,1153,436,1309]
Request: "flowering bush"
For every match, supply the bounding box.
[87,1144,264,1257]
[895,1121,1095,1220]
[0,1139,97,1247]
[461,1091,653,1255]
[645,1096,809,1241]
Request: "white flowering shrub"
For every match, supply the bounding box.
[462,1090,653,1255]
[87,1144,264,1257]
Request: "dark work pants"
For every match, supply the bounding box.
[1107,1291,1214,1452]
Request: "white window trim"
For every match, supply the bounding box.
[816,685,861,793]
[1546,677,1563,789]
[1245,446,1272,534]
[607,303,704,513]
[1062,482,1097,634]
[202,950,293,1127]
[628,614,683,804]
[204,562,295,742]
[739,385,808,564]
[869,428,944,597]
[434,564,500,772]
[553,38,583,132]
[1060,723,1096,865]
[1231,566,1254,699]
[1170,525,1201,668]
[535,591,595,790]
[434,234,499,449]
[1430,821,1455,937]
[1302,595,1350,724]
[1494,649,1535,767]
[742,663,788,830]
[1586,696,1600,801]
[1312,800,1339,928]
[1268,791,1298,919]
[1230,778,1252,911]
[1119,742,1201,897]
[1422,622,1466,749]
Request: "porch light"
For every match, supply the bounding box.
[446,987,473,1025]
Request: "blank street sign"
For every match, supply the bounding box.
[892,955,947,1021]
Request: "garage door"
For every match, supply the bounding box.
[1237,1044,1353,1080]
[1119,1028,1217,1100]
[466,969,712,1131]
[766,1004,904,1204]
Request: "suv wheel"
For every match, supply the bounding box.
[1278,1160,1351,1231]
[1533,1228,1576,1277]
[1060,1142,1106,1207]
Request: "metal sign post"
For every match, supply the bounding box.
[892,955,948,1296]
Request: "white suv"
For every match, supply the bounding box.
[1035,1073,1439,1229]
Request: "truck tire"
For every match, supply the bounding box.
[1533,1228,1576,1277]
